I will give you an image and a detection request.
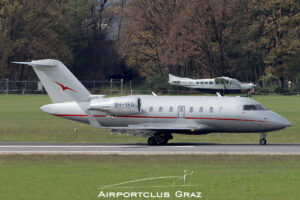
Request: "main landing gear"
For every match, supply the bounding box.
[259,132,267,145]
[148,133,173,145]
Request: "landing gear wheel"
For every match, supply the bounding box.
[159,137,169,145]
[148,137,158,145]
[260,138,267,145]
[259,132,267,145]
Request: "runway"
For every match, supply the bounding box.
[1,143,300,155]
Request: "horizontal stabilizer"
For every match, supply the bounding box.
[12,61,56,67]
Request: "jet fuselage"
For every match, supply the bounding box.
[41,95,290,134]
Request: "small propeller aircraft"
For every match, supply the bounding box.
[168,66,256,95]
[13,59,290,145]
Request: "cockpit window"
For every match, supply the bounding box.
[243,104,268,111]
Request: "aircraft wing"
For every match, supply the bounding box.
[108,123,214,137]
[128,123,205,130]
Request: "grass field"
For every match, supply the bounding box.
[0,94,299,143]
[0,155,299,200]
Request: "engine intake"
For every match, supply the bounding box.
[89,96,141,115]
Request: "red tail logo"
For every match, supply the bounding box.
[54,81,76,92]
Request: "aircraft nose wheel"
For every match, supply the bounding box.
[259,132,267,145]
[260,138,267,145]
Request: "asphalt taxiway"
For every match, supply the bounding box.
[0,143,300,155]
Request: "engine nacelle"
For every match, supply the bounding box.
[89,96,141,115]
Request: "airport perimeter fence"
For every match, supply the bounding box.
[0,79,299,96]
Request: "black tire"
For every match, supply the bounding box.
[148,137,158,145]
[159,138,169,145]
[260,139,267,145]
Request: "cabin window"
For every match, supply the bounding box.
[189,107,193,113]
[200,82,204,84]
[149,107,153,112]
[215,81,219,84]
[226,81,229,84]
[209,107,213,113]
[169,107,173,112]
[205,82,208,84]
[219,107,223,113]
[199,107,203,113]
[159,106,163,112]
[209,81,213,84]
[243,105,268,111]
[196,82,200,84]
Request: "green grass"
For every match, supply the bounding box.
[0,94,299,143]
[0,155,300,200]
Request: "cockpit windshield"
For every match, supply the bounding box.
[243,104,268,111]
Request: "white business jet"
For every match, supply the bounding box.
[13,59,290,145]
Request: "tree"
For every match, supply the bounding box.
[0,0,72,80]
[248,0,300,88]
[67,0,128,80]
[118,0,184,78]
[162,0,244,78]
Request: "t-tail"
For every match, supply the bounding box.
[12,59,91,103]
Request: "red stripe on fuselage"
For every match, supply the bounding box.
[115,115,177,119]
[52,114,267,122]
[53,114,87,117]
[185,117,267,123]
[93,115,106,117]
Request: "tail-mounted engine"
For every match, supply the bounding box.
[89,96,141,116]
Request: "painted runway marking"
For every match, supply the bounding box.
[1,144,300,155]
[0,145,197,148]
[0,151,123,153]
[0,145,141,148]
[1,151,300,155]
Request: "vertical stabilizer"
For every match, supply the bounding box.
[13,59,91,103]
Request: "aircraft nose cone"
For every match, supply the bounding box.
[270,112,291,129]
[277,114,291,127]
[281,119,291,127]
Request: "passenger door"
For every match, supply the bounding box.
[177,106,185,119]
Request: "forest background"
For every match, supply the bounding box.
[0,0,299,90]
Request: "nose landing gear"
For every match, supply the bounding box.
[148,133,173,145]
[259,132,267,145]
